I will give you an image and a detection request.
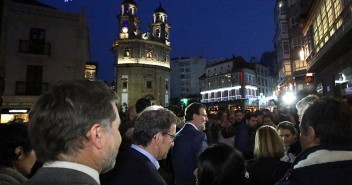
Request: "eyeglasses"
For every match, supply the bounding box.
[163,133,176,141]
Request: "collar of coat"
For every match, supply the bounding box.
[294,149,352,169]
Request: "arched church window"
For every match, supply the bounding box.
[124,48,131,57]
[146,49,153,58]
[155,29,160,37]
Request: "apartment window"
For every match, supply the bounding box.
[146,81,152,89]
[288,0,297,7]
[290,16,298,27]
[284,62,291,75]
[294,59,307,71]
[281,22,288,34]
[292,37,302,49]
[27,28,46,54]
[282,41,290,54]
[279,3,286,15]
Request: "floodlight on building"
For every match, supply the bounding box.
[299,49,305,61]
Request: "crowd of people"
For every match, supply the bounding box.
[1,79,352,185]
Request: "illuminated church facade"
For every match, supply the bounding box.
[113,0,171,107]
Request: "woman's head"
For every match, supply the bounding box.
[254,125,284,158]
[0,122,36,175]
[197,143,246,185]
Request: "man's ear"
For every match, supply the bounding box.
[153,132,163,146]
[15,146,24,160]
[87,123,103,149]
[307,126,320,145]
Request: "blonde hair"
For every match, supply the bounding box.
[254,125,284,158]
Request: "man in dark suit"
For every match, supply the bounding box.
[101,105,178,185]
[23,80,122,185]
[172,103,208,185]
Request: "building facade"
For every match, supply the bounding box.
[170,56,207,100]
[255,63,276,97]
[114,0,171,107]
[274,0,313,95]
[0,0,89,123]
[301,0,352,99]
[200,57,258,111]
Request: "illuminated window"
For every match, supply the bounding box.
[294,59,307,71]
[313,0,342,53]
[284,62,291,75]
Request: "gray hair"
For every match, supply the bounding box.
[295,94,319,122]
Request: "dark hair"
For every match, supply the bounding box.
[0,122,32,167]
[234,110,243,114]
[135,98,152,114]
[217,111,227,120]
[133,106,177,146]
[263,114,274,121]
[300,97,352,144]
[276,121,297,136]
[262,108,271,115]
[197,143,246,185]
[184,103,206,122]
[29,80,118,162]
[244,112,257,121]
[254,110,264,116]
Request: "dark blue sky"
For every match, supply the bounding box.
[38,0,275,81]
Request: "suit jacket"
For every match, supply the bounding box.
[23,167,99,185]
[100,147,166,185]
[234,122,256,160]
[172,123,208,185]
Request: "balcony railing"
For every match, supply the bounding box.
[16,81,49,95]
[18,40,51,55]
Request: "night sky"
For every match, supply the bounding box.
[37,0,275,81]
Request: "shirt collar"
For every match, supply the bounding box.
[43,161,100,184]
[131,144,160,170]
